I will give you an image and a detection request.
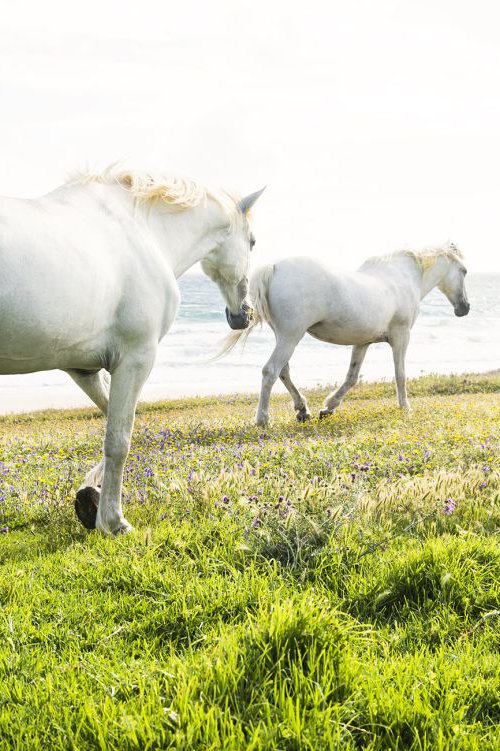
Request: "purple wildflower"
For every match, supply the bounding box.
[443,498,456,516]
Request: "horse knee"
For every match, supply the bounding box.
[262,363,279,384]
[104,432,130,463]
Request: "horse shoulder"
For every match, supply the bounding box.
[116,262,181,343]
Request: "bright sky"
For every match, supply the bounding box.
[1,0,500,270]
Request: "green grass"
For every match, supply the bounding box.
[0,372,499,750]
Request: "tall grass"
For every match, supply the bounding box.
[0,372,499,749]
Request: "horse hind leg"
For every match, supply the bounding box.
[320,344,369,418]
[65,368,110,415]
[65,369,110,529]
[279,362,310,422]
[74,458,105,530]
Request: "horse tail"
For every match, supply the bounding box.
[250,263,275,327]
[212,264,275,359]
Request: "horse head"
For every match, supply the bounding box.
[201,187,265,330]
[437,249,470,317]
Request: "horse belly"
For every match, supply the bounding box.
[0,355,97,375]
[307,296,392,344]
[0,327,105,374]
[307,319,387,346]
[0,282,113,374]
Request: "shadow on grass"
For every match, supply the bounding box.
[0,507,93,563]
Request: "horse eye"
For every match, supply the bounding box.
[249,236,256,250]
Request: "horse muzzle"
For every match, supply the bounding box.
[454,301,470,317]
[225,302,252,330]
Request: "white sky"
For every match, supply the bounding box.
[1,0,500,270]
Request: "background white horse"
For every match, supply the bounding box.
[221,243,469,425]
[0,168,264,533]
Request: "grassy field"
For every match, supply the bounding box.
[0,372,499,750]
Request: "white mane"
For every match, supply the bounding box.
[70,165,240,220]
[365,242,464,271]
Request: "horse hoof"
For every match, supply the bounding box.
[75,486,100,529]
[112,522,133,536]
[296,408,311,422]
[319,409,332,420]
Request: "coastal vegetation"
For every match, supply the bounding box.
[0,372,499,749]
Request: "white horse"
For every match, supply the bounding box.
[221,243,469,426]
[0,167,264,533]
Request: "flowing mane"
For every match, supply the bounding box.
[70,165,239,218]
[364,242,464,271]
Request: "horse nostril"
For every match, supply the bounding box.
[225,305,251,330]
[455,302,470,317]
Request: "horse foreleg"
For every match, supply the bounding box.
[65,368,110,415]
[256,337,299,426]
[74,349,156,534]
[320,344,369,418]
[279,362,310,422]
[390,328,411,410]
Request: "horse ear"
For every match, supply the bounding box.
[238,186,266,215]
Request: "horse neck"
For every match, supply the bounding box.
[419,256,449,299]
[72,183,229,279]
[147,200,229,278]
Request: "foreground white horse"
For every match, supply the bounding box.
[222,244,469,425]
[0,168,264,533]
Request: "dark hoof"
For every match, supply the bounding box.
[296,408,311,423]
[319,409,332,420]
[75,487,100,529]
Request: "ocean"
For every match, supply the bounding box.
[0,272,498,413]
